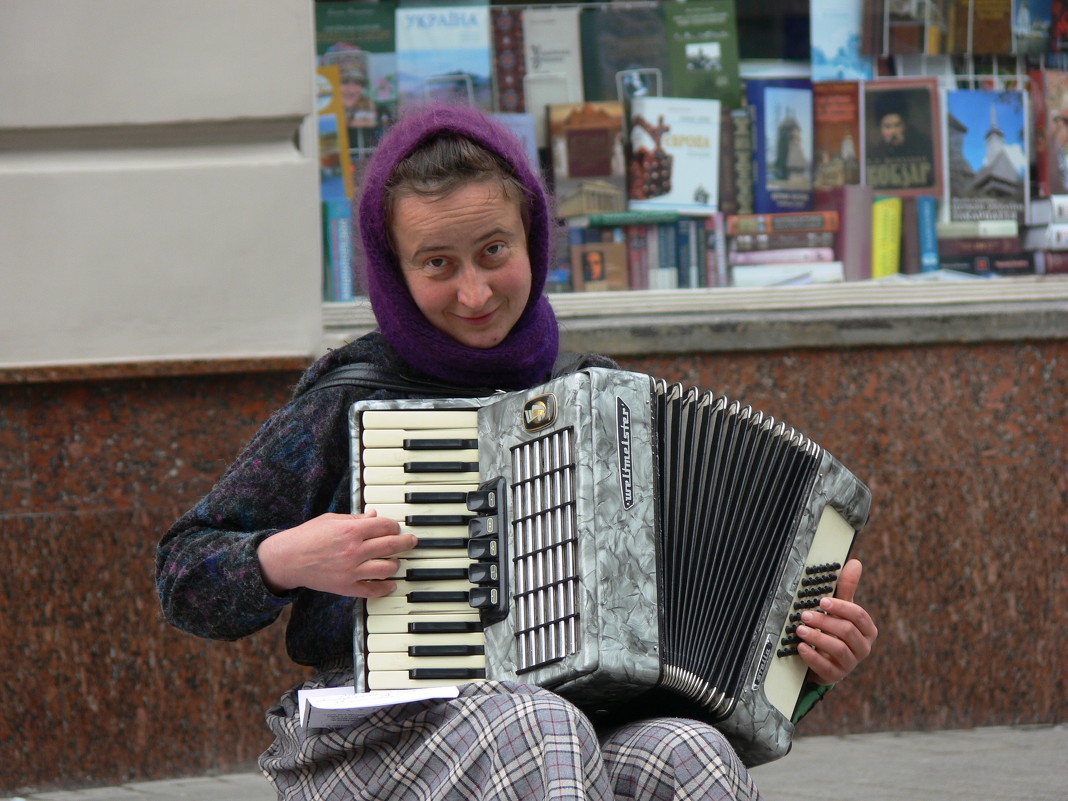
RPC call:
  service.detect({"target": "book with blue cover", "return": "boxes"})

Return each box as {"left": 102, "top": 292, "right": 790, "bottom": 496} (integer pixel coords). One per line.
{"left": 396, "top": 6, "right": 493, "bottom": 111}
{"left": 747, "top": 78, "right": 814, "bottom": 214}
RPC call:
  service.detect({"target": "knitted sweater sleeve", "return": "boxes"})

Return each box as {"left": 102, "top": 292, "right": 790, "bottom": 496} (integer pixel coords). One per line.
{"left": 155, "top": 384, "right": 354, "bottom": 641}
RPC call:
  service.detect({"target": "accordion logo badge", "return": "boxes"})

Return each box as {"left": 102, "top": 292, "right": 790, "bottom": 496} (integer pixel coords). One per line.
{"left": 617, "top": 397, "right": 634, "bottom": 509}
{"left": 522, "top": 393, "right": 557, "bottom": 431}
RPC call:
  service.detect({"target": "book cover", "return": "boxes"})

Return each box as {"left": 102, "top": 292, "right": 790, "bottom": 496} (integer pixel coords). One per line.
{"left": 703, "top": 213, "right": 729, "bottom": 287}
{"left": 938, "top": 234, "right": 1022, "bottom": 254}
{"left": 944, "top": 89, "right": 1029, "bottom": 222}
{"left": 395, "top": 6, "right": 493, "bottom": 111}
{"left": 748, "top": 78, "right": 815, "bottom": 213}
{"left": 316, "top": 1, "right": 398, "bottom": 151}
{"left": 729, "top": 247, "right": 836, "bottom": 265}
{"left": 549, "top": 101, "right": 628, "bottom": 218}
{"left": 863, "top": 77, "right": 943, "bottom": 197}
{"left": 1039, "top": 70, "right": 1068, "bottom": 195}
{"left": 315, "top": 66, "right": 355, "bottom": 203}
{"left": 625, "top": 224, "right": 652, "bottom": 290}
{"left": 664, "top": 1, "right": 741, "bottom": 108}
{"left": 886, "top": 0, "right": 949, "bottom": 54}
{"left": 717, "top": 106, "right": 739, "bottom": 216}
{"left": 810, "top": 0, "right": 876, "bottom": 80}
{"left": 490, "top": 8, "right": 525, "bottom": 113}
{"left": 813, "top": 80, "right": 863, "bottom": 209}
{"left": 937, "top": 218, "right": 1020, "bottom": 236}
{"left": 1053, "top": 0, "right": 1068, "bottom": 52}
{"left": 1029, "top": 69, "right": 1050, "bottom": 197}
{"left": 726, "top": 210, "right": 840, "bottom": 235}
{"left": 1013, "top": 0, "right": 1052, "bottom": 54}
{"left": 627, "top": 96, "right": 721, "bottom": 215}
{"left": 579, "top": 5, "right": 670, "bottom": 102}
{"left": 947, "top": 0, "right": 1013, "bottom": 53}
{"left": 523, "top": 6, "right": 584, "bottom": 146}
{"left": 322, "top": 199, "right": 354, "bottom": 302}
{"left": 900, "top": 197, "right": 921, "bottom": 273}
{"left": 491, "top": 112, "right": 539, "bottom": 171}
{"left": 568, "top": 209, "right": 682, "bottom": 228}
{"left": 871, "top": 194, "right": 904, "bottom": 277}
{"left": 570, "top": 241, "right": 630, "bottom": 291}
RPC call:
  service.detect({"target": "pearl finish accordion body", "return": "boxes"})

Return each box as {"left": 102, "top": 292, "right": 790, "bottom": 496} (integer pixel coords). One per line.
{"left": 348, "top": 368, "right": 871, "bottom": 766}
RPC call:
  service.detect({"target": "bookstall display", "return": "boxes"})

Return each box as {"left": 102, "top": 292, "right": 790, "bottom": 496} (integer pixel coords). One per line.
{"left": 314, "top": 0, "right": 1068, "bottom": 300}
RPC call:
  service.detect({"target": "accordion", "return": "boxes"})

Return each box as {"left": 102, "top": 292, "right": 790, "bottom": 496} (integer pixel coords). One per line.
{"left": 348, "top": 368, "right": 871, "bottom": 766}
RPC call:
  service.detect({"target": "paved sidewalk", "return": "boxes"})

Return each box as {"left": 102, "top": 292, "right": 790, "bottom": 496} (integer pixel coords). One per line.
{"left": 5, "top": 724, "right": 1066, "bottom": 800}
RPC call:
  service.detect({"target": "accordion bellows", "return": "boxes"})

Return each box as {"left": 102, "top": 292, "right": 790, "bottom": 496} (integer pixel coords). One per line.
{"left": 350, "top": 368, "right": 871, "bottom": 766}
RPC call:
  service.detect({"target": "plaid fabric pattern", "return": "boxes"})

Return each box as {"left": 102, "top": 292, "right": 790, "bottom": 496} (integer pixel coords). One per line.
{"left": 260, "top": 671, "right": 762, "bottom": 801}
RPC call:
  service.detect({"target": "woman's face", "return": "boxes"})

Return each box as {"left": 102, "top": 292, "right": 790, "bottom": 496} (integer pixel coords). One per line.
{"left": 391, "top": 180, "right": 532, "bottom": 349}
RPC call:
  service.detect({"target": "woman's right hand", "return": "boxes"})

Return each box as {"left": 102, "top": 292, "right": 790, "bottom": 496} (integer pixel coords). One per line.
{"left": 257, "top": 510, "right": 417, "bottom": 598}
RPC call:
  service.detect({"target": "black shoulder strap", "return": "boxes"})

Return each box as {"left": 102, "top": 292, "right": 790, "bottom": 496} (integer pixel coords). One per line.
{"left": 303, "top": 351, "right": 589, "bottom": 398}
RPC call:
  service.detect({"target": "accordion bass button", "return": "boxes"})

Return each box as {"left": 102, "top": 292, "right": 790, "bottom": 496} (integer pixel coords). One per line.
{"left": 466, "top": 489, "right": 497, "bottom": 512}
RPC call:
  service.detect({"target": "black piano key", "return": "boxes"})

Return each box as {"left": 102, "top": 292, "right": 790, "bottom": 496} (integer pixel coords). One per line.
{"left": 407, "top": 590, "right": 470, "bottom": 603}
{"left": 410, "top": 668, "right": 486, "bottom": 681}
{"left": 414, "top": 538, "right": 468, "bottom": 549}
{"left": 403, "top": 438, "right": 479, "bottom": 450}
{"left": 406, "top": 514, "right": 473, "bottom": 526}
{"left": 405, "top": 491, "right": 469, "bottom": 504}
{"left": 404, "top": 461, "right": 479, "bottom": 473}
{"left": 408, "top": 620, "right": 484, "bottom": 634}
{"left": 408, "top": 644, "right": 485, "bottom": 657}
{"left": 405, "top": 567, "right": 468, "bottom": 581}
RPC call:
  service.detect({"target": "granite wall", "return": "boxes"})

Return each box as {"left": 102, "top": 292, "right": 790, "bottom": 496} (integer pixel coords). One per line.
{"left": 1, "top": 339, "right": 1064, "bottom": 794}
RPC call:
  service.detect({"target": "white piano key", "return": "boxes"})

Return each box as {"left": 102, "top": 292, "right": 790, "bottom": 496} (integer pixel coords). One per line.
{"left": 362, "top": 483, "right": 475, "bottom": 504}
{"left": 361, "top": 410, "right": 479, "bottom": 429}
{"left": 366, "top": 611, "right": 481, "bottom": 634}
{"left": 363, "top": 466, "right": 480, "bottom": 485}
{"left": 368, "top": 653, "right": 486, "bottom": 671}
{"left": 367, "top": 579, "right": 474, "bottom": 615}
{"left": 362, "top": 448, "right": 480, "bottom": 467}
{"left": 366, "top": 502, "right": 472, "bottom": 520}
{"left": 367, "top": 632, "right": 484, "bottom": 652}
{"left": 361, "top": 427, "right": 477, "bottom": 448}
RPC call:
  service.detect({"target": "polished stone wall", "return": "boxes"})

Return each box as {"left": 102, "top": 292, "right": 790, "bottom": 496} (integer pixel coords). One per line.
{"left": 1, "top": 340, "right": 1064, "bottom": 794}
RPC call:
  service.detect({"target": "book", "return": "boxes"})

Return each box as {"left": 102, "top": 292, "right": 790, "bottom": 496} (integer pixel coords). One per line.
{"left": 1036, "top": 70, "right": 1068, "bottom": 196}
{"left": 1053, "top": 0, "right": 1068, "bottom": 52}
{"left": 726, "top": 210, "right": 840, "bottom": 235}
{"left": 900, "top": 197, "right": 921, "bottom": 273}
{"left": 729, "top": 109, "right": 756, "bottom": 215}
{"left": 1013, "top": 0, "right": 1052, "bottom": 54}
{"left": 663, "top": 1, "right": 741, "bottom": 108}
{"left": 917, "top": 195, "right": 940, "bottom": 271}
{"left": 322, "top": 199, "right": 354, "bottom": 302}
{"left": 729, "top": 230, "right": 837, "bottom": 251}
{"left": 491, "top": 112, "right": 539, "bottom": 171}
{"left": 579, "top": 4, "right": 670, "bottom": 102}
{"left": 1038, "top": 250, "right": 1068, "bottom": 272}
{"left": 703, "top": 213, "right": 729, "bottom": 287}
{"left": 938, "top": 235, "right": 1023, "bottom": 255}
{"left": 946, "top": 0, "right": 1013, "bottom": 53}
{"left": 570, "top": 241, "right": 630, "bottom": 291}
{"left": 810, "top": 0, "right": 876, "bottom": 80}
{"left": 316, "top": 0, "right": 398, "bottom": 154}
{"left": 625, "top": 224, "right": 652, "bottom": 290}
{"left": 626, "top": 95, "right": 721, "bottom": 216}
{"left": 885, "top": 0, "right": 948, "bottom": 54}
{"left": 490, "top": 8, "right": 526, "bottom": 113}
{"left": 395, "top": 6, "right": 493, "bottom": 111}
{"left": 522, "top": 7, "right": 585, "bottom": 147}
{"left": 812, "top": 80, "right": 863, "bottom": 209}
{"left": 549, "top": 101, "right": 628, "bottom": 218}
{"left": 315, "top": 66, "right": 356, "bottom": 204}
{"left": 936, "top": 218, "right": 1020, "bottom": 237}
{"left": 747, "top": 78, "right": 815, "bottom": 213}
{"left": 944, "top": 89, "right": 1029, "bottom": 223}
{"left": 830, "top": 183, "right": 875, "bottom": 280}
{"left": 863, "top": 77, "right": 943, "bottom": 197}
{"left": 717, "top": 106, "right": 739, "bottom": 217}
{"left": 871, "top": 194, "right": 903, "bottom": 277}
{"left": 299, "top": 686, "right": 461, "bottom": 729}
{"left": 730, "top": 261, "right": 845, "bottom": 287}
{"left": 728, "top": 247, "right": 836, "bottom": 265}
{"left": 567, "top": 209, "right": 682, "bottom": 228}
{"left": 938, "top": 251, "right": 1036, "bottom": 274}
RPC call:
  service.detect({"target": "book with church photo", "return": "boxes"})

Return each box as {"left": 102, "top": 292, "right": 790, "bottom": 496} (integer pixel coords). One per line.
{"left": 747, "top": 78, "right": 815, "bottom": 214}
{"left": 944, "top": 88, "right": 1030, "bottom": 223}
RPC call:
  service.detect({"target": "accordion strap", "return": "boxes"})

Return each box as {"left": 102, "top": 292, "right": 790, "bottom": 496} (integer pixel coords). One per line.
{"left": 303, "top": 351, "right": 588, "bottom": 399}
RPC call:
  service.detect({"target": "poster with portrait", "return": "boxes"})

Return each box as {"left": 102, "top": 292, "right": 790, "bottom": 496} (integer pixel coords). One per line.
{"left": 863, "top": 77, "right": 943, "bottom": 197}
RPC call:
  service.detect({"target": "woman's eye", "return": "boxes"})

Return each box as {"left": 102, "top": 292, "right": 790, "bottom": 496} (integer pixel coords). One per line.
{"left": 484, "top": 242, "right": 507, "bottom": 258}
{"left": 425, "top": 257, "right": 450, "bottom": 270}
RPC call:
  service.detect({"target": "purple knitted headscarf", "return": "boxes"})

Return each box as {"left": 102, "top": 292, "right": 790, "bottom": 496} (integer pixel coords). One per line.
{"left": 358, "top": 104, "right": 559, "bottom": 390}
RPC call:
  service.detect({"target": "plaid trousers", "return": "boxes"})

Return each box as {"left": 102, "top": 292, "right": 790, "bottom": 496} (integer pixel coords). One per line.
{"left": 260, "top": 671, "right": 763, "bottom": 801}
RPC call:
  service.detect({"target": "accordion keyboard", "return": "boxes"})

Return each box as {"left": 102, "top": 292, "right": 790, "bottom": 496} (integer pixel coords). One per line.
{"left": 358, "top": 409, "right": 491, "bottom": 690}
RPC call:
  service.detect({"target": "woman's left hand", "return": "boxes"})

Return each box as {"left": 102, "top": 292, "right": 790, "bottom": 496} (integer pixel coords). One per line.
{"left": 795, "top": 558, "right": 878, "bottom": 685}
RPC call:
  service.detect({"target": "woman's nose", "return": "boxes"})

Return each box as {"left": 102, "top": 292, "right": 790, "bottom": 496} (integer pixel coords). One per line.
{"left": 455, "top": 265, "right": 492, "bottom": 308}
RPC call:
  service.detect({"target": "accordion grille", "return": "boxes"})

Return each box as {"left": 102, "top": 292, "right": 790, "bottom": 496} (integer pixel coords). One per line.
{"left": 510, "top": 427, "right": 580, "bottom": 673}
